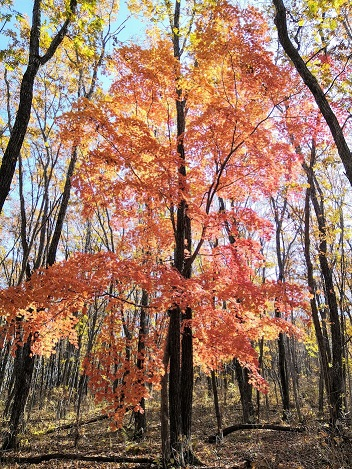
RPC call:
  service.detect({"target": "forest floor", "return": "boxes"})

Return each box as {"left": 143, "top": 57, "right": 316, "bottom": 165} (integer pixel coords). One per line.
{"left": 1, "top": 388, "right": 352, "bottom": 469}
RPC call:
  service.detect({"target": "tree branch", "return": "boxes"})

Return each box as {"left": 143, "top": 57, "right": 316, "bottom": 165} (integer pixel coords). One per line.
{"left": 208, "top": 423, "right": 305, "bottom": 442}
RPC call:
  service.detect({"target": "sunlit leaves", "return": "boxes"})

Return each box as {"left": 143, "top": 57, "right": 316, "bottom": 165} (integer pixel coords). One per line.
{"left": 0, "top": 0, "right": 309, "bottom": 427}
{"left": 305, "top": 0, "right": 348, "bottom": 17}
{"left": 58, "top": 1, "right": 306, "bottom": 401}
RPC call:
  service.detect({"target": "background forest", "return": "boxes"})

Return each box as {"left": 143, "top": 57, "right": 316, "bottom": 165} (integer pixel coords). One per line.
{"left": 0, "top": 0, "right": 352, "bottom": 468}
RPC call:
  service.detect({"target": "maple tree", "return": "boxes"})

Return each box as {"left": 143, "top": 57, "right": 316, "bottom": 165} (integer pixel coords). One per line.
{"left": 38, "top": 0, "right": 305, "bottom": 463}
{"left": 2, "top": 0, "right": 352, "bottom": 466}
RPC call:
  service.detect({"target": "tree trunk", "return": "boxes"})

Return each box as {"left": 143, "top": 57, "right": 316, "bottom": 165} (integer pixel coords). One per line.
{"left": 256, "top": 337, "right": 265, "bottom": 421}
{"left": 165, "top": 1, "right": 194, "bottom": 464}
{"left": 134, "top": 289, "right": 149, "bottom": 439}
{"left": 287, "top": 337, "right": 302, "bottom": 422}
{"left": 168, "top": 305, "right": 183, "bottom": 465}
{"left": 277, "top": 328, "right": 290, "bottom": 420}
{"left": 2, "top": 163, "right": 36, "bottom": 449}
{"left": 161, "top": 330, "right": 170, "bottom": 466}
{"left": 2, "top": 335, "right": 34, "bottom": 450}
{"left": 303, "top": 174, "right": 332, "bottom": 417}
{"left": 210, "top": 370, "right": 223, "bottom": 439}
{"left": 181, "top": 306, "right": 193, "bottom": 444}
{"left": 318, "top": 367, "right": 324, "bottom": 415}
{"left": 234, "top": 359, "right": 255, "bottom": 424}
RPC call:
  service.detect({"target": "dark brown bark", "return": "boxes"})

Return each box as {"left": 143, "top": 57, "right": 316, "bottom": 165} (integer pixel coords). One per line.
{"left": 18, "top": 154, "right": 31, "bottom": 282}
{"left": 273, "top": 0, "right": 352, "bottom": 187}
{"left": 181, "top": 306, "right": 193, "bottom": 441}
{"left": 168, "top": 305, "right": 183, "bottom": 463}
{"left": 165, "top": 1, "right": 194, "bottom": 464}
{"left": 256, "top": 336, "right": 265, "bottom": 420}
{"left": 0, "top": 339, "right": 11, "bottom": 392}
{"left": 134, "top": 289, "right": 149, "bottom": 439}
{"left": 161, "top": 328, "right": 170, "bottom": 465}
{"left": 277, "top": 327, "right": 290, "bottom": 419}
{"left": 0, "top": 0, "right": 77, "bottom": 214}
{"left": 318, "top": 370, "right": 325, "bottom": 414}
{"left": 234, "top": 359, "right": 255, "bottom": 424}
{"left": 2, "top": 336, "right": 34, "bottom": 450}
{"left": 210, "top": 370, "right": 223, "bottom": 439}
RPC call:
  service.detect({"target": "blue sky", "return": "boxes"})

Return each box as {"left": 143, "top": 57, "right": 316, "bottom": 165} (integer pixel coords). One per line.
{"left": 117, "top": 1, "right": 146, "bottom": 42}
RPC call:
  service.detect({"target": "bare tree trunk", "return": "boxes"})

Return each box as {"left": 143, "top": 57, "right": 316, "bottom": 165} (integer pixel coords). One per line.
{"left": 234, "top": 359, "right": 255, "bottom": 423}
{"left": 2, "top": 162, "right": 35, "bottom": 449}
{"left": 277, "top": 327, "right": 290, "bottom": 420}
{"left": 134, "top": 289, "right": 149, "bottom": 439}
{"left": 287, "top": 337, "right": 302, "bottom": 422}
{"left": 181, "top": 306, "right": 193, "bottom": 450}
{"left": 211, "top": 370, "right": 223, "bottom": 439}
{"left": 256, "top": 337, "right": 265, "bottom": 421}
{"left": 2, "top": 335, "right": 34, "bottom": 450}
{"left": 161, "top": 329, "right": 170, "bottom": 467}
{"left": 318, "top": 367, "right": 324, "bottom": 415}
{"left": 168, "top": 305, "right": 183, "bottom": 465}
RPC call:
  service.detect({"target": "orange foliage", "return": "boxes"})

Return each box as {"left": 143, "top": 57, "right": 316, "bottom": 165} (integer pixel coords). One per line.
{"left": 0, "top": 1, "right": 309, "bottom": 424}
